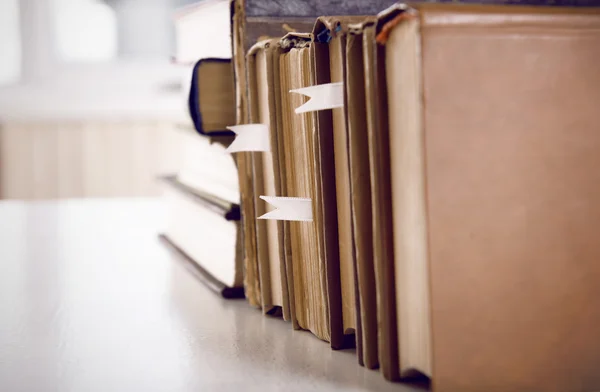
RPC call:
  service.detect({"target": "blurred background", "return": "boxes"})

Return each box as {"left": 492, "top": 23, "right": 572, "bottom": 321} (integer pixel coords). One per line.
{"left": 0, "top": 0, "right": 198, "bottom": 200}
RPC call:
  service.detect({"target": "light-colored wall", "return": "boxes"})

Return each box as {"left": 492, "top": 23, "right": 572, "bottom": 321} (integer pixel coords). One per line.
{"left": 0, "top": 59, "right": 189, "bottom": 200}
{"left": 0, "top": 121, "right": 182, "bottom": 200}
{"left": 0, "top": 0, "right": 194, "bottom": 200}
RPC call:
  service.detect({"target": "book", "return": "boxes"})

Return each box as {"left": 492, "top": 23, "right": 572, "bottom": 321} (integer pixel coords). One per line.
{"left": 161, "top": 175, "right": 243, "bottom": 297}
{"left": 345, "top": 18, "right": 380, "bottom": 370}
{"left": 246, "top": 39, "right": 290, "bottom": 318}
{"left": 273, "top": 32, "right": 331, "bottom": 341}
{"left": 312, "top": 16, "right": 366, "bottom": 352}
{"left": 378, "top": 3, "right": 600, "bottom": 391}
{"left": 175, "top": 127, "right": 239, "bottom": 205}
{"left": 173, "top": 0, "right": 232, "bottom": 64}
{"left": 188, "top": 58, "right": 236, "bottom": 135}
{"left": 160, "top": 234, "right": 244, "bottom": 299}
{"left": 360, "top": 16, "right": 400, "bottom": 382}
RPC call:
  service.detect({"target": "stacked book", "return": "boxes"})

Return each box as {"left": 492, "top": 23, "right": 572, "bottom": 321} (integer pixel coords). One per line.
{"left": 161, "top": 1, "right": 243, "bottom": 298}
{"left": 165, "top": 1, "right": 600, "bottom": 391}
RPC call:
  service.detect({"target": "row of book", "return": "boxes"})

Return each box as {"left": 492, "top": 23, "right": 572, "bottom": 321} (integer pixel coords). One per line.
{"left": 162, "top": 1, "right": 600, "bottom": 391}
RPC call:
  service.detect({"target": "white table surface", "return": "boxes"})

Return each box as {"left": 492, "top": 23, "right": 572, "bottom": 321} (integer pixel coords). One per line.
{"left": 0, "top": 198, "right": 425, "bottom": 392}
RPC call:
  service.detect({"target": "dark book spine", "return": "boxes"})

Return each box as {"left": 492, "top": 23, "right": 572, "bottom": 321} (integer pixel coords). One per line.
{"left": 159, "top": 235, "right": 245, "bottom": 299}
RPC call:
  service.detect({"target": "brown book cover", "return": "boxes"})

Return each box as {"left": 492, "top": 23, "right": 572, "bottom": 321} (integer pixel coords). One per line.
{"left": 311, "top": 16, "right": 366, "bottom": 352}
{"left": 362, "top": 15, "right": 402, "bottom": 382}
{"left": 310, "top": 19, "right": 346, "bottom": 351}
{"left": 345, "top": 20, "right": 380, "bottom": 370}
{"left": 380, "top": 3, "right": 600, "bottom": 391}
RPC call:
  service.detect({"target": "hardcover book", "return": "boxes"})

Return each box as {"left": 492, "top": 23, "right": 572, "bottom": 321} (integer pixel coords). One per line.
{"left": 378, "top": 3, "right": 600, "bottom": 391}
{"left": 160, "top": 175, "right": 243, "bottom": 298}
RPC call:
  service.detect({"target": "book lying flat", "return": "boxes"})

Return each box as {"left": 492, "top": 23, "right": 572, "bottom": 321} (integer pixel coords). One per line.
{"left": 173, "top": 0, "right": 232, "bottom": 63}
{"left": 188, "top": 58, "right": 236, "bottom": 136}
{"left": 160, "top": 175, "right": 243, "bottom": 298}
{"left": 160, "top": 234, "right": 244, "bottom": 299}
{"left": 176, "top": 127, "right": 239, "bottom": 205}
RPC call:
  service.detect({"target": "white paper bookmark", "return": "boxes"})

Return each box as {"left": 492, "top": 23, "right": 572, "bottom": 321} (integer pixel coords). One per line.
{"left": 290, "top": 82, "right": 344, "bottom": 114}
{"left": 225, "top": 124, "right": 270, "bottom": 153}
{"left": 258, "top": 196, "right": 313, "bottom": 222}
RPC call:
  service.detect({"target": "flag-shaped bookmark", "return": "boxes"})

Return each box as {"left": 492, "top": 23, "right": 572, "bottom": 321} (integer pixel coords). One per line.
{"left": 258, "top": 196, "right": 313, "bottom": 222}
{"left": 290, "top": 82, "right": 344, "bottom": 114}
{"left": 225, "top": 124, "right": 270, "bottom": 153}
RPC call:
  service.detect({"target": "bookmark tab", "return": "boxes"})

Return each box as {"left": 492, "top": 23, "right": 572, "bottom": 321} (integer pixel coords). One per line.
{"left": 225, "top": 124, "right": 270, "bottom": 153}
{"left": 258, "top": 196, "right": 313, "bottom": 222}
{"left": 290, "top": 82, "right": 344, "bottom": 114}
